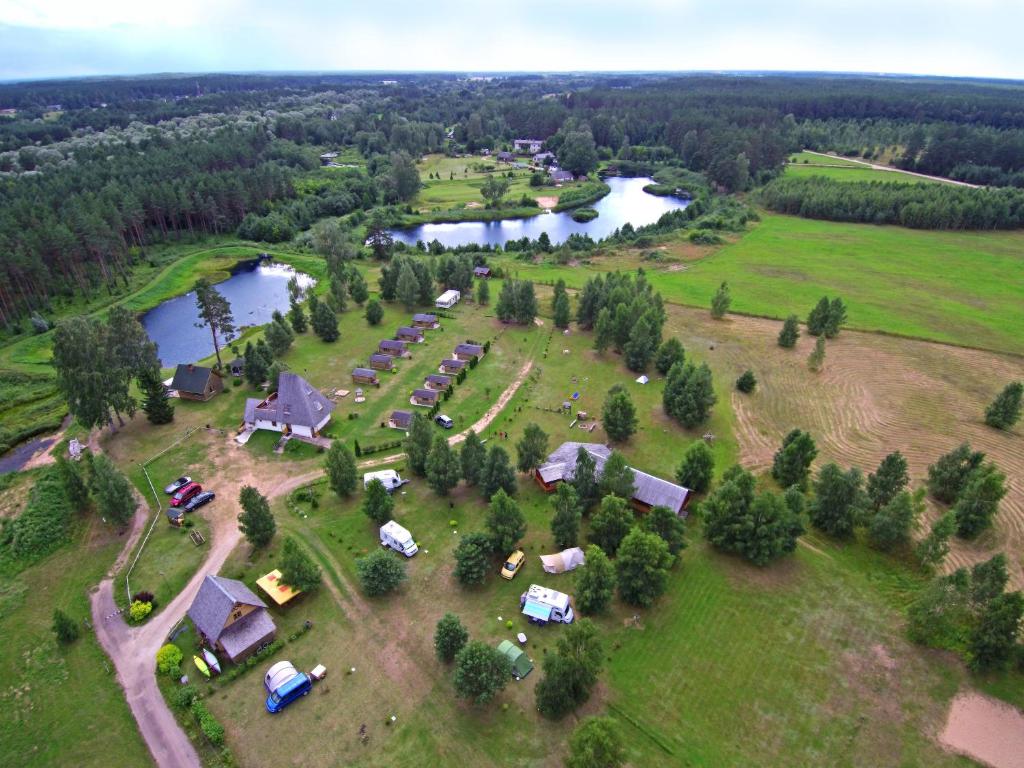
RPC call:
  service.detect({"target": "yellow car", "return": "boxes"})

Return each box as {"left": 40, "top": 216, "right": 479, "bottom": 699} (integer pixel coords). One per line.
{"left": 500, "top": 550, "right": 525, "bottom": 581}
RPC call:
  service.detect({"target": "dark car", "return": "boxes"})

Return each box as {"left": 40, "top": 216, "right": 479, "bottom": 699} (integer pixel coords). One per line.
{"left": 170, "top": 482, "right": 202, "bottom": 507}
{"left": 184, "top": 491, "right": 215, "bottom": 512}
{"left": 164, "top": 475, "right": 192, "bottom": 494}
{"left": 434, "top": 414, "right": 454, "bottom": 429}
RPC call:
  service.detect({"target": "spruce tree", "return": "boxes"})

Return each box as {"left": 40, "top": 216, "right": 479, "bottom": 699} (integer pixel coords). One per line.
{"left": 476, "top": 278, "right": 490, "bottom": 306}
{"left": 952, "top": 463, "right": 1006, "bottom": 538}
{"left": 515, "top": 423, "right": 549, "bottom": 473}
{"left": 915, "top": 511, "right": 956, "bottom": 572}
{"left": 265, "top": 311, "right": 294, "bottom": 356}
{"left": 867, "top": 451, "right": 909, "bottom": 510}
{"left": 808, "top": 463, "right": 865, "bottom": 539}
{"left": 984, "top": 381, "right": 1023, "bottom": 430}
{"left": 641, "top": 505, "right": 688, "bottom": 556}
{"left": 601, "top": 386, "right": 637, "bottom": 443}
{"left": 655, "top": 337, "right": 685, "bottom": 375}
{"left": 244, "top": 341, "right": 269, "bottom": 388}
{"left": 311, "top": 300, "right": 339, "bottom": 342}
{"left": 550, "top": 483, "right": 582, "bottom": 549}
{"left": 623, "top": 314, "right": 657, "bottom": 371}
{"left": 348, "top": 270, "right": 369, "bottom": 305}
{"left": 663, "top": 361, "right": 717, "bottom": 428}
{"left": 927, "top": 443, "right": 985, "bottom": 503}
{"left": 325, "top": 441, "right": 358, "bottom": 497}
{"left": 365, "top": 299, "right": 384, "bottom": 326}
{"left": 710, "top": 281, "right": 731, "bottom": 319}
{"left": 778, "top": 315, "right": 800, "bottom": 348}
{"left": 426, "top": 433, "right": 461, "bottom": 496}
{"left": 139, "top": 365, "right": 174, "bottom": 424}
{"left": 867, "top": 489, "right": 922, "bottom": 552}
{"left": 238, "top": 485, "right": 276, "bottom": 548}
{"left": 575, "top": 545, "right": 616, "bottom": 614}
{"left": 968, "top": 592, "right": 1024, "bottom": 672}
{"left": 52, "top": 608, "right": 80, "bottom": 644}
{"left": 589, "top": 495, "right": 634, "bottom": 555}
{"left": 806, "top": 296, "right": 831, "bottom": 336}
{"left": 434, "top": 613, "right": 469, "bottom": 663}
{"left": 553, "top": 291, "right": 571, "bottom": 329}
{"left": 616, "top": 528, "right": 673, "bottom": 607}
{"left": 599, "top": 451, "right": 636, "bottom": 500}
{"left": 571, "top": 446, "right": 600, "bottom": 510}
{"left": 362, "top": 479, "right": 394, "bottom": 525}
{"left": 453, "top": 532, "right": 492, "bottom": 586}
{"left": 460, "top": 430, "right": 486, "bottom": 486}
{"left": 396, "top": 262, "right": 419, "bottom": 310}
{"left": 735, "top": 370, "right": 756, "bottom": 393}
{"left": 481, "top": 445, "right": 517, "bottom": 500}
{"left": 807, "top": 335, "right": 826, "bottom": 372}
{"left": 56, "top": 454, "right": 90, "bottom": 510}
{"left": 91, "top": 454, "right": 135, "bottom": 527}
{"left": 824, "top": 297, "right": 847, "bottom": 338}
{"left": 675, "top": 440, "right": 714, "bottom": 493}
{"left": 288, "top": 299, "right": 307, "bottom": 333}
{"left": 485, "top": 489, "right": 526, "bottom": 553}
{"left": 404, "top": 413, "right": 434, "bottom": 476}
{"left": 771, "top": 429, "right": 818, "bottom": 490}
{"left": 279, "top": 536, "right": 321, "bottom": 592}
{"left": 593, "top": 307, "right": 613, "bottom": 354}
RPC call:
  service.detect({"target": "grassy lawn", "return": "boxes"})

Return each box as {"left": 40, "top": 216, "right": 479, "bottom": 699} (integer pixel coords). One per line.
{"left": 0, "top": 512, "right": 150, "bottom": 768}
{"left": 490, "top": 215, "right": 1024, "bottom": 355}
{"left": 787, "top": 151, "right": 866, "bottom": 167}
{"left": 784, "top": 163, "right": 937, "bottom": 184}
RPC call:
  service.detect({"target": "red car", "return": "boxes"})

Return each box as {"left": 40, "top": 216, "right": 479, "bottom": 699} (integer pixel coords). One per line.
{"left": 170, "top": 482, "right": 202, "bottom": 507}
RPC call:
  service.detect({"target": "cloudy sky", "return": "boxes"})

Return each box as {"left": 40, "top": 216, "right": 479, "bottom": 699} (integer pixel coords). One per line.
{"left": 1, "top": 0, "right": 1022, "bottom": 81}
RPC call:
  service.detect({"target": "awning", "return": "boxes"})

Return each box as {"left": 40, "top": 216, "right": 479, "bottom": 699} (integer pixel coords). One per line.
{"left": 256, "top": 569, "right": 302, "bottom": 606}
{"left": 522, "top": 600, "right": 553, "bottom": 622}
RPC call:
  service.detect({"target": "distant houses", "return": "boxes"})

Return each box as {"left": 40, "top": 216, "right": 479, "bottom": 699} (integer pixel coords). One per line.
{"left": 473, "top": 265, "right": 491, "bottom": 278}
{"left": 378, "top": 339, "right": 410, "bottom": 358}
{"left": 243, "top": 372, "right": 334, "bottom": 438}
{"left": 319, "top": 152, "right": 339, "bottom": 166}
{"left": 550, "top": 169, "right": 574, "bottom": 184}
{"left": 533, "top": 151, "right": 555, "bottom": 166}
{"left": 170, "top": 364, "right": 223, "bottom": 402}
{"left": 535, "top": 441, "right": 692, "bottom": 517}
{"left": 496, "top": 151, "right": 514, "bottom": 163}
{"left": 514, "top": 139, "right": 543, "bottom": 154}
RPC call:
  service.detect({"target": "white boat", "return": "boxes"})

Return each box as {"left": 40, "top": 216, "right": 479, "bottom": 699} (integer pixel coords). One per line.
{"left": 202, "top": 647, "right": 221, "bottom": 675}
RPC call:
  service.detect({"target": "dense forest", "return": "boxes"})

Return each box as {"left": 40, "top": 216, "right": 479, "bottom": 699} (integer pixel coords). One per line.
{"left": 3, "top": 72, "right": 1024, "bottom": 325}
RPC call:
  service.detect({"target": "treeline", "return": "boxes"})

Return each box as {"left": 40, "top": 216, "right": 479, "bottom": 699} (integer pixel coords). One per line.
{"left": 758, "top": 176, "right": 1024, "bottom": 229}
{"left": 0, "top": 128, "right": 301, "bottom": 324}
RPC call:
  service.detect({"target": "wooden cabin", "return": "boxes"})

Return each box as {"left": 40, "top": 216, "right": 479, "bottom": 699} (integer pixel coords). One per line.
{"left": 424, "top": 373, "right": 452, "bottom": 391}
{"left": 440, "top": 358, "right": 467, "bottom": 374}
{"left": 453, "top": 343, "right": 483, "bottom": 361}
{"left": 411, "top": 388, "right": 440, "bottom": 407}
{"left": 378, "top": 339, "right": 410, "bottom": 358}
{"left": 388, "top": 410, "right": 414, "bottom": 430}
{"left": 369, "top": 353, "right": 395, "bottom": 371}
{"left": 412, "top": 313, "right": 440, "bottom": 329}
{"left": 396, "top": 326, "right": 425, "bottom": 343}
{"left": 352, "top": 367, "right": 380, "bottom": 387}
{"left": 170, "top": 364, "right": 223, "bottom": 402}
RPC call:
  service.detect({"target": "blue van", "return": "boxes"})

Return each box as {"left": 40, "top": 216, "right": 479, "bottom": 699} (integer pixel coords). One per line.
{"left": 265, "top": 672, "right": 312, "bottom": 713}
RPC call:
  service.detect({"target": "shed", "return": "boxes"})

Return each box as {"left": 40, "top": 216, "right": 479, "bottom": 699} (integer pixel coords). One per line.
{"left": 378, "top": 339, "right": 410, "bottom": 357}
{"left": 369, "top": 353, "right": 394, "bottom": 371}
{"left": 412, "top": 313, "right": 439, "bottom": 329}
{"left": 170, "top": 364, "right": 223, "bottom": 402}
{"left": 388, "top": 410, "right": 414, "bottom": 430}
{"left": 497, "top": 640, "right": 534, "bottom": 680}
{"left": 411, "top": 388, "right": 440, "bottom": 406}
{"left": 453, "top": 343, "right": 483, "bottom": 361}
{"left": 352, "top": 367, "right": 380, "bottom": 386}
{"left": 166, "top": 508, "right": 184, "bottom": 527}
{"left": 424, "top": 373, "right": 452, "bottom": 391}
{"left": 396, "top": 326, "right": 425, "bottom": 343}
{"left": 229, "top": 357, "right": 245, "bottom": 377}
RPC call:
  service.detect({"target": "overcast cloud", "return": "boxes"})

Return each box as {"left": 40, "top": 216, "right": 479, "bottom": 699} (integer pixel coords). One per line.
{"left": 1, "top": 0, "right": 1022, "bottom": 81}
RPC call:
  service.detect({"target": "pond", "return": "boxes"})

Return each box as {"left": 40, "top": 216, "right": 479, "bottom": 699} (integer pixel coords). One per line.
{"left": 142, "top": 260, "right": 315, "bottom": 367}
{"left": 389, "top": 176, "right": 689, "bottom": 249}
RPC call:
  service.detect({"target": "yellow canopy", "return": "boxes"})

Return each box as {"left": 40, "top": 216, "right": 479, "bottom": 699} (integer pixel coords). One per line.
{"left": 256, "top": 569, "right": 302, "bottom": 606}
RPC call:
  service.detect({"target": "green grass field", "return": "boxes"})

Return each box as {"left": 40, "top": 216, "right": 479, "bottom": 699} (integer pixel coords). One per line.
{"left": 0, "top": 511, "right": 150, "bottom": 768}
{"left": 784, "top": 163, "right": 936, "bottom": 184}
{"left": 490, "top": 215, "right": 1024, "bottom": 355}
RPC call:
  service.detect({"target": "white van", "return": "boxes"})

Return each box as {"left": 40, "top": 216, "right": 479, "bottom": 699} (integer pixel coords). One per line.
{"left": 380, "top": 520, "right": 418, "bottom": 557}
{"left": 364, "top": 470, "right": 405, "bottom": 493}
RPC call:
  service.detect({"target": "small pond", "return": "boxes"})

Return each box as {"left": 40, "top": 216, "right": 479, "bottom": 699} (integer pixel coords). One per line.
{"left": 389, "top": 176, "right": 689, "bottom": 249}
{"left": 142, "top": 260, "right": 315, "bottom": 367}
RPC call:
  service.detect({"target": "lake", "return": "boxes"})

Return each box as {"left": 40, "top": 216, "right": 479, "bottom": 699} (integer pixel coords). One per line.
{"left": 390, "top": 176, "right": 689, "bottom": 249}
{"left": 142, "top": 260, "right": 315, "bottom": 367}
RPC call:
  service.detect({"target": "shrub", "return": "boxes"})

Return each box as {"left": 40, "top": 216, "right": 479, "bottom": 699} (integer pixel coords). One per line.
{"left": 735, "top": 370, "right": 756, "bottom": 393}
{"left": 52, "top": 608, "right": 80, "bottom": 644}
{"left": 171, "top": 684, "right": 198, "bottom": 709}
{"left": 190, "top": 700, "right": 225, "bottom": 746}
{"left": 156, "top": 643, "right": 183, "bottom": 675}
{"left": 129, "top": 600, "right": 153, "bottom": 623}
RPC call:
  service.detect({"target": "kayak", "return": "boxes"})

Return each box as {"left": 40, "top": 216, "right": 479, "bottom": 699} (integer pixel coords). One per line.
{"left": 202, "top": 647, "right": 221, "bottom": 675}
{"left": 193, "top": 655, "right": 210, "bottom": 678}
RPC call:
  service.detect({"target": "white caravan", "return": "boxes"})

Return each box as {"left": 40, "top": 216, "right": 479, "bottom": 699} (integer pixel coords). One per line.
{"left": 380, "top": 520, "right": 418, "bottom": 557}
{"left": 363, "top": 469, "right": 406, "bottom": 493}
{"left": 520, "top": 583, "right": 575, "bottom": 625}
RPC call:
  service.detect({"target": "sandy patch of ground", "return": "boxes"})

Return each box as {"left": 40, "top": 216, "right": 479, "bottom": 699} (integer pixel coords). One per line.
{"left": 465, "top": 201, "right": 483, "bottom": 209}
{"left": 535, "top": 196, "right": 557, "bottom": 209}
{"left": 939, "top": 692, "right": 1024, "bottom": 768}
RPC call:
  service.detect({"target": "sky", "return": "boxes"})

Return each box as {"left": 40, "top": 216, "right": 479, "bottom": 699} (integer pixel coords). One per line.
{"left": 1, "top": 0, "right": 1023, "bottom": 82}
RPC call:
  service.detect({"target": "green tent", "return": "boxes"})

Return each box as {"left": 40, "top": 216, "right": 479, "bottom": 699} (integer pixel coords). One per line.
{"left": 497, "top": 640, "right": 534, "bottom": 680}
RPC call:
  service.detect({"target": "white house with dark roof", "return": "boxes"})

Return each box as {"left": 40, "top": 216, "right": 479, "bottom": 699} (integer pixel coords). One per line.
{"left": 514, "top": 139, "right": 543, "bottom": 154}
{"left": 187, "top": 575, "right": 277, "bottom": 663}
{"left": 243, "top": 372, "right": 334, "bottom": 438}
{"left": 535, "top": 441, "right": 692, "bottom": 516}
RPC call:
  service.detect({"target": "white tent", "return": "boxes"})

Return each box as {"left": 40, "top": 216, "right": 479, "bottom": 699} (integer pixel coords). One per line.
{"left": 635, "top": 375, "right": 649, "bottom": 384}
{"left": 540, "top": 547, "right": 586, "bottom": 574}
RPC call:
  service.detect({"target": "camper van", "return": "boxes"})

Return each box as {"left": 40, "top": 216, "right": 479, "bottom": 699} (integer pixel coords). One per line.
{"left": 520, "top": 583, "right": 575, "bottom": 625}
{"left": 265, "top": 671, "right": 312, "bottom": 713}
{"left": 380, "top": 520, "right": 418, "bottom": 557}
{"left": 363, "top": 469, "right": 406, "bottom": 493}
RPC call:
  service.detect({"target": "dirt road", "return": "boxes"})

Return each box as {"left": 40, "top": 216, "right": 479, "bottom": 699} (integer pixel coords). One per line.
{"left": 89, "top": 360, "right": 534, "bottom": 768}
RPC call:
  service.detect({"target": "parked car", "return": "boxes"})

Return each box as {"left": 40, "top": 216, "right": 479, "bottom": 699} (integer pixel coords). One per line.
{"left": 501, "top": 550, "right": 525, "bottom": 581}
{"left": 265, "top": 671, "right": 312, "bottom": 714}
{"left": 434, "top": 414, "right": 454, "bottom": 429}
{"left": 170, "top": 482, "right": 202, "bottom": 507}
{"left": 184, "top": 491, "right": 215, "bottom": 512}
{"left": 164, "top": 476, "right": 191, "bottom": 494}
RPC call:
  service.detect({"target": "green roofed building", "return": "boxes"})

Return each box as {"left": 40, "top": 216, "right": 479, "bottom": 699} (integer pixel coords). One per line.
{"left": 497, "top": 640, "right": 534, "bottom": 680}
